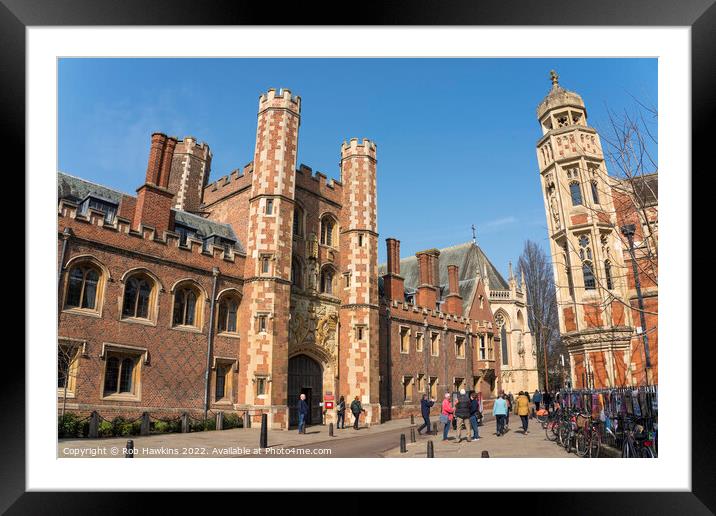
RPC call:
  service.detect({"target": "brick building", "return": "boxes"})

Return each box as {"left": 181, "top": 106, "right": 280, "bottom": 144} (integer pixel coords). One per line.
{"left": 57, "top": 87, "right": 533, "bottom": 430}
{"left": 535, "top": 72, "right": 658, "bottom": 388}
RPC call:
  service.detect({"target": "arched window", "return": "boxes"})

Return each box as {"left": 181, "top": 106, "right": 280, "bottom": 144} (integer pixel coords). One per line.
{"left": 320, "top": 215, "right": 336, "bottom": 247}
{"left": 65, "top": 264, "right": 100, "bottom": 310}
{"left": 320, "top": 267, "right": 335, "bottom": 295}
{"left": 591, "top": 181, "right": 600, "bottom": 204}
{"left": 293, "top": 206, "right": 304, "bottom": 237}
{"left": 291, "top": 258, "right": 303, "bottom": 288}
{"left": 582, "top": 262, "right": 596, "bottom": 290}
{"left": 604, "top": 260, "right": 614, "bottom": 290}
{"left": 172, "top": 285, "right": 199, "bottom": 327}
{"left": 217, "top": 293, "right": 240, "bottom": 334}
{"left": 122, "top": 274, "right": 154, "bottom": 319}
{"left": 570, "top": 181, "right": 583, "bottom": 206}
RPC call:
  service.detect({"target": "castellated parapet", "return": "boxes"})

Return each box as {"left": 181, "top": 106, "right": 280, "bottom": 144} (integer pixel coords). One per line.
{"left": 258, "top": 88, "right": 301, "bottom": 116}
{"left": 340, "top": 138, "right": 377, "bottom": 161}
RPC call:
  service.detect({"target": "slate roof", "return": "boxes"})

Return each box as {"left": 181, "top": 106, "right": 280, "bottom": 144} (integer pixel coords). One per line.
{"left": 378, "top": 241, "right": 510, "bottom": 313}
{"left": 57, "top": 172, "right": 244, "bottom": 252}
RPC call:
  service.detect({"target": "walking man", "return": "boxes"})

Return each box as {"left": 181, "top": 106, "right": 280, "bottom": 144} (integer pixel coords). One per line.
{"left": 493, "top": 393, "right": 508, "bottom": 436}
{"left": 298, "top": 393, "right": 309, "bottom": 434}
{"left": 469, "top": 392, "right": 481, "bottom": 440}
{"left": 417, "top": 394, "right": 435, "bottom": 435}
{"left": 350, "top": 396, "right": 364, "bottom": 430}
{"left": 455, "top": 389, "right": 473, "bottom": 443}
{"left": 516, "top": 391, "right": 530, "bottom": 435}
{"left": 533, "top": 389, "right": 542, "bottom": 412}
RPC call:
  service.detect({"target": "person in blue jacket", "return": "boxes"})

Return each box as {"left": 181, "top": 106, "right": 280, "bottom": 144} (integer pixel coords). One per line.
{"left": 417, "top": 394, "right": 435, "bottom": 435}
{"left": 492, "top": 393, "right": 509, "bottom": 436}
{"left": 298, "top": 393, "right": 309, "bottom": 434}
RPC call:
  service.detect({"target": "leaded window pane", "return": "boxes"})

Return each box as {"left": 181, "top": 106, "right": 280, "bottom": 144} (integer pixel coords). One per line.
{"left": 136, "top": 280, "right": 151, "bottom": 318}
{"left": 66, "top": 268, "right": 84, "bottom": 307}
{"left": 218, "top": 302, "right": 228, "bottom": 332}
{"left": 227, "top": 302, "right": 237, "bottom": 333}
{"left": 570, "top": 182, "right": 583, "bottom": 206}
{"left": 501, "top": 325, "right": 509, "bottom": 366}
{"left": 185, "top": 290, "right": 196, "bottom": 326}
{"left": 591, "top": 182, "right": 600, "bottom": 204}
{"left": 215, "top": 366, "right": 226, "bottom": 400}
{"left": 122, "top": 279, "right": 138, "bottom": 317}
{"left": 82, "top": 269, "right": 99, "bottom": 309}
{"left": 119, "top": 358, "right": 133, "bottom": 393}
{"left": 104, "top": 357, "right": 119, "bottom": 394}
{"left": 583, "top": 263, "right": 596, "bottom": 290}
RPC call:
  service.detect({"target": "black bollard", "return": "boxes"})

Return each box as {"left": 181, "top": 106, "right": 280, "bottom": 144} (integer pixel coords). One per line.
{"left": 481, "top": 450, "right": 490, "bottom": 458}
{"left": 140, "top": 412, "right": 150, "bottom": 436}
{"left": 125, "top": 440, "right": 134, "bottom": 458}
{"left": 216, "top": 411, "right": 224, "bottom": 431}
{"left": 88, "top": 411, "right": 99, "bottom": 438}
{"left": 411, "top": 414, "right": 415, "bottom": 425}
{"left": 260, "top": 413, "right": 268, "bottom": 449}
{"left": 329, "top": 423, "right": 334, "bottom": 437}
{"left": 245, "top": 411, "right": 251, "bottom": 429}
{"left": 410, "top": 428, "right": 416, "bottom": 443}
{"left": 400, "top": 433, "right": 407, "bottom": 453}
{"left": 427, "top": 440, "right": 434, "bottom": 458}
{"left": 432, "top": 422, "right": 438, "bottom": 435}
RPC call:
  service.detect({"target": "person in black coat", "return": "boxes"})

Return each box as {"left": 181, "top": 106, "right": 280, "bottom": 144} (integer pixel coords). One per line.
{"left": 298, "top": 394, "right": 309, "bottom": 434}
{"left": 336, "top": 396, "right": 346, "bottom": 429}
{"left": 417, "top": 394, "right": 435, "bottom": 435}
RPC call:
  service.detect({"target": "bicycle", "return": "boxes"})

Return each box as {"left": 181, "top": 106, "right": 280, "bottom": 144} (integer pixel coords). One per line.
{"left": 620, "top": 417, "right": 656, "bottom": 458}
{"left": 575, "top": 412, "right": 602, "bottom": 458}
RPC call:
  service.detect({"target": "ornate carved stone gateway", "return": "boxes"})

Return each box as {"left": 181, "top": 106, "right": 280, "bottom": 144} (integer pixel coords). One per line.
{"left": 288, "top": 295, "right": 339, "bottom": 369}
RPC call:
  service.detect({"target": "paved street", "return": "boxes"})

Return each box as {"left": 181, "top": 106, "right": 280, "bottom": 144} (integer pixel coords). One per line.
{"left": 58, "top": 415, "right": 617, "bottom": 458}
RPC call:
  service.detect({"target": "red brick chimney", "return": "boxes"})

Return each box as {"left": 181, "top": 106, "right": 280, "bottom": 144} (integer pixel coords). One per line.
{"left": 444, "top": 264, "right": 463, "bottom": 315}
{"left": 383, "top": 238, "right": 405, "bottom": 301}
{"left": 415, "top": 248, "right": 440, "bottom": 309}
{"left": 133, "top": 132, "right": 177, "bottom": 234}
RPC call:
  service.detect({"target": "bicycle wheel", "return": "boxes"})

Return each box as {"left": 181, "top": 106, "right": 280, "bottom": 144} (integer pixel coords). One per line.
{"left": 575, "top": 429, "right": 588, "bottom": 457}
{"left": 589, "top": 433, "right": 601, "bottom": 458}
{"left": 566, "top": 430, "right": 573, "bottom": 454}
{"left": 558, "top": 423, "right": 569, "bottom": 448}
{"left": 545, "top": 420, "right": 559, "bottom": 442}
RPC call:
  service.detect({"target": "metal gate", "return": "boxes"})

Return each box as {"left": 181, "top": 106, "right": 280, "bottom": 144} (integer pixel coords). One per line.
{"left": 288, "top": 354, "right": 323, "bottom": 428}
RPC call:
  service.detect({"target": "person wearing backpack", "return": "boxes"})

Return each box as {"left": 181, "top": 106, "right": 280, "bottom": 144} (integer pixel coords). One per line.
{"left": 454, "top": 389, "right": 473, "bottom": 443}
{"left": 336, "top": 396, "right": 346, "bottom": 429}
{"left": 350, "top": 396, "right": 364, "bottom": 430}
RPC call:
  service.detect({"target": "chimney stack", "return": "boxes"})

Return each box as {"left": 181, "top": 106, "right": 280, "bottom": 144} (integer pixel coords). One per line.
{"left": 383, "top": 238, "right": 405, "bottom": 301}
{"left": 444, "top": 264, "right": 463, "bottom": 315}
{"left": 415, "top": 248, "right": 440, "bottom": 309}
{"left": 133, "top": 132, "right": 177, "bottom": 234}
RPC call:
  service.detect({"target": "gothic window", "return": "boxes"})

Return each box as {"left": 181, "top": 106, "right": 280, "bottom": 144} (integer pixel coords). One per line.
{"left": 320, "top": 267, "right": 335, "bottom": 295}
{"left": 591, "top": 181, "right": 600, "bottom": 205}
{"left": 217, "top": 293, "right": 240, "bottom": 334}
{"left": 570, "top": 181, "right": 583, "bottom": 206}
{"left": 291, "top": 258, "right": 303, "bottom": 288}
{"left": 121, "top": 273, "right": 155, "bottom": 320}
{"left": 293, "top": 206, "right": 304, "bottom": 237}
{"left": 605, "top": 260, "right": 614, "bottom": 290}
{"left": 582, "top": 262, "right": 596, "bottom": 290}
{"left": 320, "top": 215, "right": 337, "bottom": 247}
{"left": 65, "top": 263, "right": 101, "bottom": 310}
{"left": 172, "top": 283, "right": 200, "bottom": 328}
{"left": 556, "top": 114, "right": 569, "bottom": 128}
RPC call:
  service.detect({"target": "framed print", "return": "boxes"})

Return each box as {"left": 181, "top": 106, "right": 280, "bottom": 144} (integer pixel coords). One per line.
{"left": 6, "top": 0, "right": 711, "bottom": 511}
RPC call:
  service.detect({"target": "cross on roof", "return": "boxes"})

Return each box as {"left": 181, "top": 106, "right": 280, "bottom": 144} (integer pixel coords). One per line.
{"left": 471, "top": 224, "right": 477, "bottom": 244}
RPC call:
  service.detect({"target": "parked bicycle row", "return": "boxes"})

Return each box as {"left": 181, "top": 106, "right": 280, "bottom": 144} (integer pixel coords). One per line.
{"left": 536, "top": 386, "right": 658, "bottom": 458}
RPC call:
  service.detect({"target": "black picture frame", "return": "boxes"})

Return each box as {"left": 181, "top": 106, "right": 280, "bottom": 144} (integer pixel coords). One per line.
{"left": 6, "top": 0, "right": 709, "bottom": 511}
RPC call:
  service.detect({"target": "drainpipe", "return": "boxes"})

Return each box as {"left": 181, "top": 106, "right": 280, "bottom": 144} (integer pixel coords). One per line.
{"left": 58, "top": 228, "right": 72, "bottom": 291}
{"left": 203, "top": 267, "right": 220, "bottom": 421}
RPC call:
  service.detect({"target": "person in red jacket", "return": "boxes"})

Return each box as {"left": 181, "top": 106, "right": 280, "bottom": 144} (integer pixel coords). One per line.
{"left": 440, "top": 393, "right": 454, "bottom": 442}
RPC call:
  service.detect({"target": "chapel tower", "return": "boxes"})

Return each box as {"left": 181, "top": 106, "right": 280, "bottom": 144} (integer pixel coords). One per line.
{"left": 535, "top": 71, "right": 634, "bottom": 389}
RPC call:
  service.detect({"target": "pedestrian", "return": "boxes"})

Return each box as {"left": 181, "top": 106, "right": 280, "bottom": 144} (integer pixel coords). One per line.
{"left": 440, "top": 393, "right": 454, "bottom": 442}
{"left": 417, "top": 394, "right": 435, "bottom": 435}
{"left": 493, "top": 393, "right": 508, "bottom": 436}
{"left": 454, "top": 389, "right": 473, "bottom": 443}
{"left": 505, "top": 392, "right": 513, "bottom": 430}
{"left": 298, "top": 393, "right": 309, "bottom": 434}
{"left": 336, "top": 396, "right": 346, "bottom": 429}
{"left": 543, "top": 390, "right": 552, "bottom": 413}
{"left": 469, "top": 392, "right": 481, "bottom": 440}
{"left": 516, "top": 391, "right": 530, "bottom": 435}
{"left": 533, "top": 389, "right": 542, "bottom": 412}
{"left": 350, "top": 396, "right": 363, "bottom": 429}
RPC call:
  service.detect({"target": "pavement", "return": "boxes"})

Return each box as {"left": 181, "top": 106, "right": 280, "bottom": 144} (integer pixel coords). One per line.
{"left": 57, "top": 417, "right": 416, "bottom": 458}
{"left": 384, "top": 414, "right": 582, "bottom": 458}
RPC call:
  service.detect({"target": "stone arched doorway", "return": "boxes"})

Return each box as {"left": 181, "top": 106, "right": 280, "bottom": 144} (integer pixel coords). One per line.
{"left": 288, "top": 354, "right": 323, "bottom": 428}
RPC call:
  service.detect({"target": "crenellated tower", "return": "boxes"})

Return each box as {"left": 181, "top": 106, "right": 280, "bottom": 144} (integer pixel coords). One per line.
{"left": 535, "top": 71, "right": 633, "bottom": 388}
{"left": 242, "top": 88, "right": 301, "bottom": 428}
{"left": 167, "top": 136, "right": 212, "bottom": 213}
{"left": 338, "top": 138, "right": 381, "bottom": 424}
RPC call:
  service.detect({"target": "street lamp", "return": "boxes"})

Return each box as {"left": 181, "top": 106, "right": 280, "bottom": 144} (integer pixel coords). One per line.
{"left": 620, "top": 223, "right": 652, "bottom": 386}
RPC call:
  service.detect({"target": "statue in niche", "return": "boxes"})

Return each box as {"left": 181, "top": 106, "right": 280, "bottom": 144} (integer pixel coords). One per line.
{"left": 548, "top": 184, "right": 560, "bottom": 230}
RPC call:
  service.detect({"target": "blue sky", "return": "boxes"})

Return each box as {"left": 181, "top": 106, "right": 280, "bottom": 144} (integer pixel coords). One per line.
{"left": 58, "top": 58, "right": 657, "bottom": 277}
